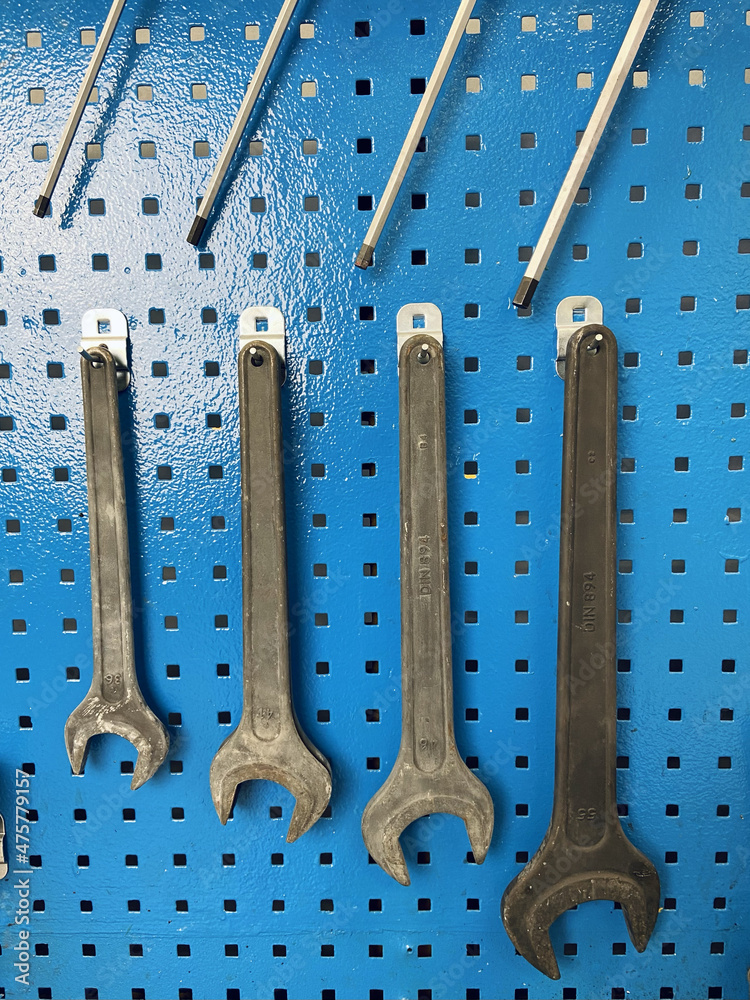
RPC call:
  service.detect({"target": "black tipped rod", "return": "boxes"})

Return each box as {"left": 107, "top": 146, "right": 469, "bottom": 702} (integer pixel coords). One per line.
{"left": 186, "top": 0, "right": 300, "bottom": 246}
{"left": 354, "top": 0, "right": 477, "bottom": 269}
{"left": 33, "top": 0, "right": 126, "bottom": 218}
{"left": 512, "top": 0, "right": 658, "bottom": 307}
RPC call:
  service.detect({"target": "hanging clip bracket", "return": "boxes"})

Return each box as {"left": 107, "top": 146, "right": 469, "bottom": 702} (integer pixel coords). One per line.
{"left": 239, "top": 306, "right": 286, "bottom": 368}
{"left": 396, "top": 303, "right": 443, "bottom": 362}
{"left": 81, "top": 308, "right": 130, "bottom": 390}
{"left": 555, "top": 295, "right": 603, "bottom": 379}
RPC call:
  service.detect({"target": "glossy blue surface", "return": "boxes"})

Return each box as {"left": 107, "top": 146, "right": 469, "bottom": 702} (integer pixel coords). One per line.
{"left": 0, "top": 1, "right": 748, "bottom": 997}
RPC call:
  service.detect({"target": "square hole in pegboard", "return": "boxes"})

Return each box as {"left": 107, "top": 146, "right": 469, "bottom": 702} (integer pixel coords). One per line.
{"left": 2, "top": 4, "right": 749, "bottom": 1000}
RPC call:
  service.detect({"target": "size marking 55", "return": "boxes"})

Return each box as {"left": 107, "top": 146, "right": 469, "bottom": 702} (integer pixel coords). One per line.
{"left": 576, "top": 807, "right": 597, "bottom": 821}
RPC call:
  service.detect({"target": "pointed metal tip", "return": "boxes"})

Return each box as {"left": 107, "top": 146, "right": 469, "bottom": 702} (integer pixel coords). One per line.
{"left": 129, "top": 758, "right": 158, "bottom": 791}
{"left": 210, "top": 780, "right": 235, "bottom": 826}
{"left": 187, "top": 214, "right": 208, "bottom": 246}
{"left": 361, "top": 821, "right": 411, "bottom": 885}
{"left": 377, "top": 851, "right": 410, "bottom": 886}
{"left": 536, "top": 955, "right": 562, "bottom": 981}
{"left": 502, "top": 914, "right": 561, "bottom": 980}
{"left": 377, "top": 839, "right": 411, "bottom": 885}
{"left": 129, "top": 725, "right": 170, "bottom": 790}
{"left": 468, "top": 837, "right": 490, "bottom": 867}
{"left": 65, "top": 733, "right": 87, "bottom": 776}
{"left": 513, "top": 275, "right": 538, "bottom": 309}
{"left": 33, "top": 195, "right": 51, "bottom": 219}
{"left": 355, "top": 243, "right": 374, "bottom": 269}
{"left": 285, "top": 801, "right": 312, "bottom": 844}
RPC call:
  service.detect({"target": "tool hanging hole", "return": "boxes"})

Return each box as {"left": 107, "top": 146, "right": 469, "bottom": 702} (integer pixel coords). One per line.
{"left": 250, "top": 347, "right": 264, "bottom": 367}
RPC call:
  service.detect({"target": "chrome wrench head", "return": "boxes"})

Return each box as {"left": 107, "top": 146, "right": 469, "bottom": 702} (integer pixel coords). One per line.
{"left": 65, "top": 695, "right": 169, "bottom": 791}
{"left": 210, "top": 723, "right": 332, "bottom": 842}
{"left": 361, "top": 754, "right": 494, "bottom": 886}
{"left": 501, "top": 825, "right": 660, "bottom": 980}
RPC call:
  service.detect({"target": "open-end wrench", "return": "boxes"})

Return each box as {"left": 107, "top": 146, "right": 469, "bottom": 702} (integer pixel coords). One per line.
{"left": 65, "top": 346, "right": 169, "bottom": 790}
{"left": 210, "top": 340, "right": 331, "bottom": 841}
{"left": 501, "top": 325, "right": 660, "bottom": 979}
{"left": 362, "top": 329, "right": 494, "bottom": 885}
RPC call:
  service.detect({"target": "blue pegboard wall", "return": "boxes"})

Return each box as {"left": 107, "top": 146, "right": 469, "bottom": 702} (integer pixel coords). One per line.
{"left": 0, "top": 0, "right": 748, "bottom": 997}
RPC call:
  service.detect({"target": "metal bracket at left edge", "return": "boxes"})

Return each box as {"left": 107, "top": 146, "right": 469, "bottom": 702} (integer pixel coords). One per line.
{"left": 397, "top": 303, "right": 443, "bottom": 361}
{"left": 239, "top": 306, "right": 286, "bottom": 372}
{"left": 81, "top": 308, "right": 130, "bottom": 390}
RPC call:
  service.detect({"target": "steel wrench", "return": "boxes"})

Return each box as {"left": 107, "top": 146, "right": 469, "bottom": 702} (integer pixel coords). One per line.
{"left": 501, "top": 325, "right": 660, "bottom": 979}
{"left": 210, "top": 341, "right": 331, "bottom": 841}
{"left": 65, "top": 346, "right": 169, "bottom": 789}
{"left": 361, "top": 332, "right": 494, "bottom": 885}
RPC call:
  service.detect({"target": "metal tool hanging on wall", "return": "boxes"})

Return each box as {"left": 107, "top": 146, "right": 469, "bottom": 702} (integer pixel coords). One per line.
{"left": 361, "top": 304, "right": 494, "bottom": 884}
{"left": 501, "top": 314, "right": 660, "bottom": 979}
{"left": 32, "top": 0, "right": 126, "bottom": 218}
{"left": 354, "top": 0, "right": 478, "bottom": 269}
{"left": 186, "top": 0, "right": 301, "bottom": 245}
{"left": 209, "top": 307, "right": 331, "bottom": 841}
{"left": 512, "top": 0, "right": 659, "bottom": 307}
{"left": 65, "top": 310, "right": 169, "bottom": 789}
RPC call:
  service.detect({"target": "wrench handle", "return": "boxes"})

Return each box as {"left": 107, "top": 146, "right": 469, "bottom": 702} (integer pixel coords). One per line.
{"left": 399, "top": 335, "right": 453, "bottom": 774}
{"left": 554, "top": 326, "right": 618, "bottom": 847}
{"left": 81, "top": 348, "right": 139, "bottom": 703}
{"left": 238, "top": 342, "right": 293, "bottom": 740}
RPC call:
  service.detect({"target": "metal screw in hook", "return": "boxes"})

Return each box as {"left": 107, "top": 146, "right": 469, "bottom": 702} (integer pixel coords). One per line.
{"left": 79, "top": 346, "right": 104, "bottom": 367}
{"left": 417, "top": 344, "right": 431, "bottom": 364}
{"left": 249, "top": 347, "right": 264, "bottom": 367}
{"left": 587, "top": 334, "right": 604, "bottom": 354}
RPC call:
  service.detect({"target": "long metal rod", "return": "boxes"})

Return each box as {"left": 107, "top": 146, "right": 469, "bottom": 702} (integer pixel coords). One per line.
{"left": 186, "top": 0, "right": 300, "bottom": 245}
{"left": 512, "top": 0, "right": 659, "bottom": 308}
{"left": 33, "top": 0, "right": 126, "bottom": 218}
{"left": 354, "top": 0, "right": 477, "bottom": 269}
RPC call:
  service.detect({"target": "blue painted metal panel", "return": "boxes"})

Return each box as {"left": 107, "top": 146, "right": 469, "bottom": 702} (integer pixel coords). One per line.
{"left": 0, "top": 1, "right": 747, "bottom": 998}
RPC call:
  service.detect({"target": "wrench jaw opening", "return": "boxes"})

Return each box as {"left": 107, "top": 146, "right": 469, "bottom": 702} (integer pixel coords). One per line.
{"left": 64, "top": 697, "right": 169, "bottom": 790}
{"left": 361, "top": 756, "right": 494, "bottom": 886}
{"left": 502, "top": 324, "right": 660, "bottom": 979}
{"left": 68, "top": 344, "right": 170, "bottom": 791}
{"left": 209, "top": 333, "right": 332, "bottom": 842}
{"left": 502, "top": 831, "right": 661, "bottom": 979}
{"left": 362, "top": 320, "right": 495, "bottom": 886}
{"left": 209, "top": 725, "right": 332, "bottom": 841}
